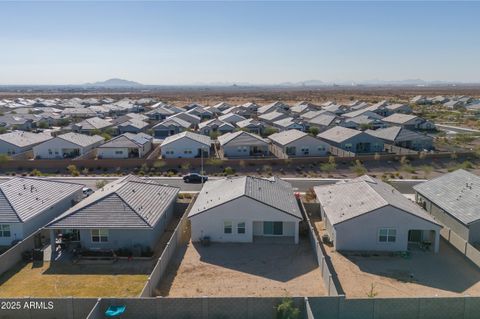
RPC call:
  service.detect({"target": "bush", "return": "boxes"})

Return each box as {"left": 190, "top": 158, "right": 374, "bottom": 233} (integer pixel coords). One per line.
{"left": 206, "top": 158, "right": 223, "bottom": 166}
{"left": 30, "top": 169, "right": 42, "bottom": 176}
{"left": 276, "top": 298, "right": 300, "bottom": 319}
{"left": 351, "top": 160, "right": 367, "bottom": 176}
{"left": 67, "top": 165, "right": 80, "bottom": 177}
{"left": 96, "top": 180, "right": 108, "bottom": 189}
{"left": 223, "top": 167, "right": 235, "bottom": 175}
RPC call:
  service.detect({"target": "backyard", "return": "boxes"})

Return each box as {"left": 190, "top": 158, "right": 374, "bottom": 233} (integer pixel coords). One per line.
{"left": 157, "top": 239, "right": 325, "bottom": 297}
{"left": 312, "top": 219, "right": 480, "bottom": 298}
{"left": 0, "top": 260, "right": 152, "bottom": 297}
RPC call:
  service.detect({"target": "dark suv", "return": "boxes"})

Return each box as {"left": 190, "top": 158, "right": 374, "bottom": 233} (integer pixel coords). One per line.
{"left": 183, "top": 173, "right": 208, "bottom": 183}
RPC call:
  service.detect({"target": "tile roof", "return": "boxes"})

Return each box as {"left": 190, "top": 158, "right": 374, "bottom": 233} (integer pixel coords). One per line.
{"left": 188, "top": 176, "right": 301, "bottom": 219}
{"left": 99, "top": 133, "right": 152, "bottom": 148}
{"left": 47, "top": 175, "right": 179, "bottom": 229}
{"left": 382, "top": 113, "right": 418, "bottom": 124}
{"left": 160, "top": 131, "right": 211, "bottom": 147}
{"left": 268, "top": 129, "right": 308, "bottom": 145}
{"left": 314, "top": 176, "right": 440, "bottom": 226}
{"left": 74, "top": 117, "right": 113, "bottom": 130}
{"left": 0, "top": 131, "right": 52, "bottom": 148}
{"left": 317, "top": 126, "right": 362, "bottom": 143}
{"left": 58, "top": 132, "right": 105, "bottom": 147}
{"left": 413, "top": 170, "right": 480, "bottom": 225}
{"left": 366, "top": 127, "right": 431, "bottom": 143}
{"left": 217, "top": 131, "right": 268, "bottom": 147}
{"left": 0, "top": 178, "right": 84, "bottom": 223}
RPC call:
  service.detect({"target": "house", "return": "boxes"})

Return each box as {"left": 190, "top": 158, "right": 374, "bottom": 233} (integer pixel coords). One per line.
{"left": 269, "top": 129, "right": 329, "bottom": 157}
{"left": 235, "top": 118, "right": 265, "bottom": 135}
{"left": 33, "top": 132, "right": 104, "bottom": 159}
{"left": 152, "top": 117, "right": 192, "bottom": 138}
{"left": 160, "top": 131, "right": 211, "bottom": 159}
{"left": 341, "top": 115, "right": 388, "bottom": 130}
{"left": 0, "top": 131, "right": 52, "bottom": 155}
{"left": 386, "top": 103, "right": 412, "bottom": 114}
{"left": 258, "top": 111, "right": 289, "bottom": 124}
{"left": 188, "top": 176, "right": 302, "bottom": 244}
{"left": 169, "top": 112, "right": 201, "bottom": 126}
{"left": 0, "top": 178, "right": 84, "bottom": 246}
{"left": 217, "top": 131, "right": 269, "bottom": 158}
{"left": 322, "top": 104, "right": 348, "bottom": 115}
{"left": 145, "top": 107, "right": 175, "bottom": 121}
{"left": 46, "top": 175, "right": 179, "bottom": 251}
{"left": 186, "top": 106, "right": 213, "bottom": 120}
{"left": 71, "top": 117, "right": 114, "bottom": 134}
{"left": 314, "top": 175, "right": 441, "bottom": 252}
{"left": 212, "top": 102, "right": 234, "bottom": 112}
{"left": 198, "top": 119, "right": 235, "bottom": 136}
{"left": 413, "top": 170, "right": 480, "bottom": 244}
{"left": 117, "top": 119, "right": 149, "bottom": 134}
{"left": 273, "top": 117, "right": 306, "bottom": 131}
{"left": 317, "top": 126, "right": 384, "bottom": 154}
{"left": 410, "top": 96, "right": 431, "bottom": 105}
{"left": 97, "top": 133, "right": 153, "bottom": 159}
{"left": 382, "top": 114, "right": 435, "bottom": 130}
{"left": 0, "top": 115, "right": 34, "bottom": 131}
{"left": 257, "top": 101, "right": 290, "bottom": 114}
{"left": 290, "top": 101, "right": 319, "bottom": 115}
{"left": 366, "top": 127, "right": 434, "bottom": 151}
{"left": 61, "top": 107, "right": 97, "bottom": 119}
{"left": 218, "top": 113, "right": 247, "bottom": 125}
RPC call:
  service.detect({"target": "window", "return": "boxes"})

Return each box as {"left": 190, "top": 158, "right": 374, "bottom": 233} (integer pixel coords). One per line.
{"left": 286, "top": 146, "right": 296, "bottom": 156}
{"left": 0, "top": 225, "right": 11, "bottom": 237}
{"left": 184, "top": 149, "right": 192, "bottom": 154}
{"left": 378, "top": 228, "right": 396, "bottom": 243}
{"left": 344, "top": 143, "right": 353, "bottom": 150}
{"left": 224, "top": 221, "right": 232, "bottom": 234}
{"left": 91, "top": 229, "right": 109, "bottom": 243}
{"left": 318, "top": 146, "right": 325, "bottom": 151}
{"left": 263, "top": 222, "right": 283, "bottom": 235}
{"left": 300, "top": 147, "right": 310, "bottom": 155}
{"left": 115, "top": 150, "right": 123, "bottom": 155}
{"left": 237, "top": 222, "right": 246, "bottom": 234}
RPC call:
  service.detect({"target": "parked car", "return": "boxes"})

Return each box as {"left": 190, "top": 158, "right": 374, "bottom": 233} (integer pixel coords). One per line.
{"left": 82, "top": 187, "right": 94, "bottom": 197}
{"left": 183, "top": 173, "right": 208, "bottom": 183}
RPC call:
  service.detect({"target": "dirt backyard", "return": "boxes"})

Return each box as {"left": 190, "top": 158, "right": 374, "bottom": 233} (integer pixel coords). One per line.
{"left": 313, "top": 219, "right": 480, "bottom": 298}
{"left": 157, "top": 239, "right": 325, "bottom": 297}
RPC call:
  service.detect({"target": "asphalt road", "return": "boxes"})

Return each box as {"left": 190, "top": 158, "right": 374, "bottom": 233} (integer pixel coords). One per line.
{"left": 0, "top": 176, "right": 424, "bottom": 194}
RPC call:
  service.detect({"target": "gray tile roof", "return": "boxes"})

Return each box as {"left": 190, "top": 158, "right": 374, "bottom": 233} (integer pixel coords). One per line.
{"left": 75, "top": 117, "right": 113, "bottom": 130}
{"left": 0, "top": 131, "right": 52, "bottom": 148}
{"left": 413, "top": 170, "right": 480, "bottom": 225}
{"left": 0, "top": 178, "right": 84, "bottom": 223}
{"left": 218, "top": 113, "right": 246, "bottom": 123}
{"left": 317, "top": 126, "right": 362, "bottom": 143}
{"left": 48, "top": 175, "right": 179, "bottom": 229}
{"left": 118, "top": 118, "right": 148, "bottom": 129}
{"left": 217, "top": 131, "right": 268, "bottom": 147}
{"left": 154, "top": 117, "right": 192, "bottom": 129}
{"left": 258, "top": 111, "right": 286, "bottom": 122}
{"left": 99, "top": 133, "right": 152, "bottom": 148}
{"left": 308, "top": 114, "right": 337, "bottom": 127}
{"left": 160, "top": 131, "right": 211, "bottom": 147}
{"left": 58, "top": 132, "right": 105, "bottom": 147}
{"left": 366, "top": 127, "right": 431, "bottom": 143}
{"left": 382, "top": 113, "right": 418, "bottom": 124}
{"left": 236, "top": 118, "right": 264, "bottom": 129}
{"left": 188, "top": 176, "right": 301, "bottom": 219}
{"left": 314, "top": 176, "right": 440, "bottom": 226}
{"left": 198, "top": 119, "right": 234, "bottom": 130}
{"left": 268, "top": 129, "right": 308, "bottom": 145}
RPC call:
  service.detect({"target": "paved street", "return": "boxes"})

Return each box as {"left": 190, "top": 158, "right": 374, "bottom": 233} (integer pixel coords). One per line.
{"left": 0, "top": 176, "right": 424, "bottom": 194}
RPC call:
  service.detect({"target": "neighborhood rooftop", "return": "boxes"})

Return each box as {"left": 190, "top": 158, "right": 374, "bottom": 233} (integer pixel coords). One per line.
{"left": 413, "top": 169, "right": 480, "bottom": 225}
{"left": 161, "top": 131, "right": 211, "bottom": 147}
{"left": 47, "top": 175, "right": 179, "bottom": 229}
{"left": 189, "top": 176, "right": 301, "bottom": 219}
{"left": 0, "top": 177, "right": 84, "bottom": 223}
{"left": 268, "top": 129, "right": 308, "bottom": 145}
{"left": 0, "top": 131, "right": 52, "bottom": 147}
{"left": 58, "top": 132, "right": 105, "bottom": 147}
{"left": 314, "top": 175, "right": 439, "bottom": 226}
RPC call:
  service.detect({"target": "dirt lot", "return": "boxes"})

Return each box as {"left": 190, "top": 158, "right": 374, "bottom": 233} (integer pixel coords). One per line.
{"left": 157, "top": 239, "right": 325, "bottom": 297}
{"left": 313, "top": 219, "right": 480, "bottom": 298}
{"left": 0, "top": 260, "right": 151, "bottom": 297}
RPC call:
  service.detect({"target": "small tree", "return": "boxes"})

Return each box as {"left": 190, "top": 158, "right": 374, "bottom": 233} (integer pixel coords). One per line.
{"left": 276, "top": 298, "right": 300, "bottom": 319}
{"left": 30, "top": 169, "right": 42, "bottom": 177}
{"left": 37, "top": 121, "right": 49, "bottom": 129}
{"left": 67, "top": 165, "right": 80, "bottom": 177}
{"left": 308, "top": 126, "right": 319, "bottom": 136}
{"left": 96, "top": 180, "right": 108, "bottom": 189}
{"left": 351, "top": 160, "right": 367, "bottom": 176}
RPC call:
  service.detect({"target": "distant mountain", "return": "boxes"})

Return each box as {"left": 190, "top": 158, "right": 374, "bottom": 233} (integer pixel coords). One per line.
{"left": 84, "top": 78, "right": 144, "bottom": 88}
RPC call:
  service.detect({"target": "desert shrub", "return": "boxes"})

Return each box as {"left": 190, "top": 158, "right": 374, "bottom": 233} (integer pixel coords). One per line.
{"left": 223, "top": 166, "right": 235, "bottom": 175}
{"left": 67, "top": 165, "right": 80, "bottom": 177}
{"left": 351, "top": 160, "right": 367, "bottom": 176}
{"left": 96, "top": 180, "right": 108, "bottom": 189}
{"left": 276, "top": 298, "right": 300, "bottom": 319}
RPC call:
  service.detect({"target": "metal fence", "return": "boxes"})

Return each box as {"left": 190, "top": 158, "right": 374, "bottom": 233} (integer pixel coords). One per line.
{"left": 297, "top": 199, "right": 342, "bottom": 296}
{"left": 139, "top": 196, "right": 196, "bottom": 297}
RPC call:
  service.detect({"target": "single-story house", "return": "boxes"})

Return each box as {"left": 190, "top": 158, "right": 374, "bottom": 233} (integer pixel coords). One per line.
{"left": 169, "top": 112, "right": 201, "bottom": 126}
{"left": 198, "top": 119, "right": 235, "bottom": 136}
{"left": 117, "top": 119, "right": 149, "bottom": 134}
{"left": 257, "top": 101, "right": 290, "bottom": 114}
{"left": 188, "top": 176, "right": 302, "bottom": 244}
{"left": 366, "top": 127, "right": 434, "bottom": 151}
{"left": 97, "top": 133, "right": 153, "bottom": 159}
{"left": 46, "top": 175, "right": 179, "bottom": 251}
{"left": 0, "top": 177, "right": 84, "bottom": 246}
{"left": 217, "top": 131, "right": 269, "bottom": 158}
{"left": 186, "top": 106, "right": 213, "bottom": 120}
{"left": 160, "top": 131, "right": 211, "bottom": 159}
{"left": 71, "top": 117, "right": 114, "bottom": 134}
{"left": 258, "top": 111, "right": 289, "bottom": 124}
{"left": 413, "top": 169, "right": 480, "bottom": 244}
{"left": 212, "top": 102, "right": 234, "bottom": 112}
{"left": 385, "top": 103, "right": 412, "bottom": 114}
{"left": 382, "top": 114, "right": 435, "bottom": 130}
{"left": 235, "top": 119, "right": 265, "bottom": 135}
{"left": 314, "top": 175, "right": 441, "bottom": 252}
{"left": 33, "top": 132, "right": 104, "bottom": 159}
{"left": 317, "top": 126, "right": 384, "bottom": 154}
{"left": 0, "top": 115, "right": 34, "bottom": 131}
{"left": 307, "top": 114, "right": 338, "bottom": 132}
{"left": 152, "top": 117, "right": 192, "bottom": 138}
{"left": 269, "top": 129, "right": 329, "bottom": 157}
{"left": 145, "top": 107, "right": 175, "bottom": 121}
{"left": 0, "top": 131, "right": 52, "bottom": 155}
{"left": 273, "top": 117, "right": 306, "bottom": 131}
{"left": 341, "top": 115, "right": 388, "bottom": 130}
{"left": 218, "top": 113, "right": 247, "bottom": 125}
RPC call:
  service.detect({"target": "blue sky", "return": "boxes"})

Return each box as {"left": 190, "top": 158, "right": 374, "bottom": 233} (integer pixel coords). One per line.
{"left": 0, "top": 1, "right": 479, "bottom": 85}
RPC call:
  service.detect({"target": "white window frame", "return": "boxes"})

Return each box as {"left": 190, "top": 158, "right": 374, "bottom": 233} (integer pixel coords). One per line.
{"left": 378, "top": 228, "right": 396, "bottom": 243}
{"left": 224, "top": 221, "right": 233, "bottom": 234}
{"left": 237, "top": 222, "right": 246, "bottom": 234}
{"left": 0, "top": 224, "right": 11, "bottom": 237}
{"left": 91, "top": 229, "right": 109, "bottom": 243}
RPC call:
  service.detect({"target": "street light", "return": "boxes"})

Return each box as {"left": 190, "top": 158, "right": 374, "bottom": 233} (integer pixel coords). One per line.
{"left": 200, "top": 145, "right": 207, "bottom": 185}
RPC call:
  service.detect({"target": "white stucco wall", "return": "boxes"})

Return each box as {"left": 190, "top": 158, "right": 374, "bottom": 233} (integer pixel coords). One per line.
{"left": 282, "top": 135, "right": 329, "bottom": 157}
{"left": 326, "top": 205, "right": 441, "bottom": 252}
{"left": 33, "top": 137, "right": 100, "bottom": 159}
{"left": 161, "top": 137, "right": 210, "bottom": 159}
{"left": 0, "top": 223, "right": 23, "bottom": 246}
{"left": 189, "top": 196, "right": 300, "bottom": 244}
{"left": 0, "top": 141, "right": 24, "bottom": 155}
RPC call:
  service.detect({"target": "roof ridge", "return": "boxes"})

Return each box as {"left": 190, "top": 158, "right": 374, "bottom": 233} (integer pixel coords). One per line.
{"left": 115, "top": 185, "right": 153, "bottom": 227}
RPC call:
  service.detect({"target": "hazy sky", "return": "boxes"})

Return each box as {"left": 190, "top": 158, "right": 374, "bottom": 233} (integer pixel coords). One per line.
{"left": 1, "top": 1, "right": 479, "bottom": 85}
